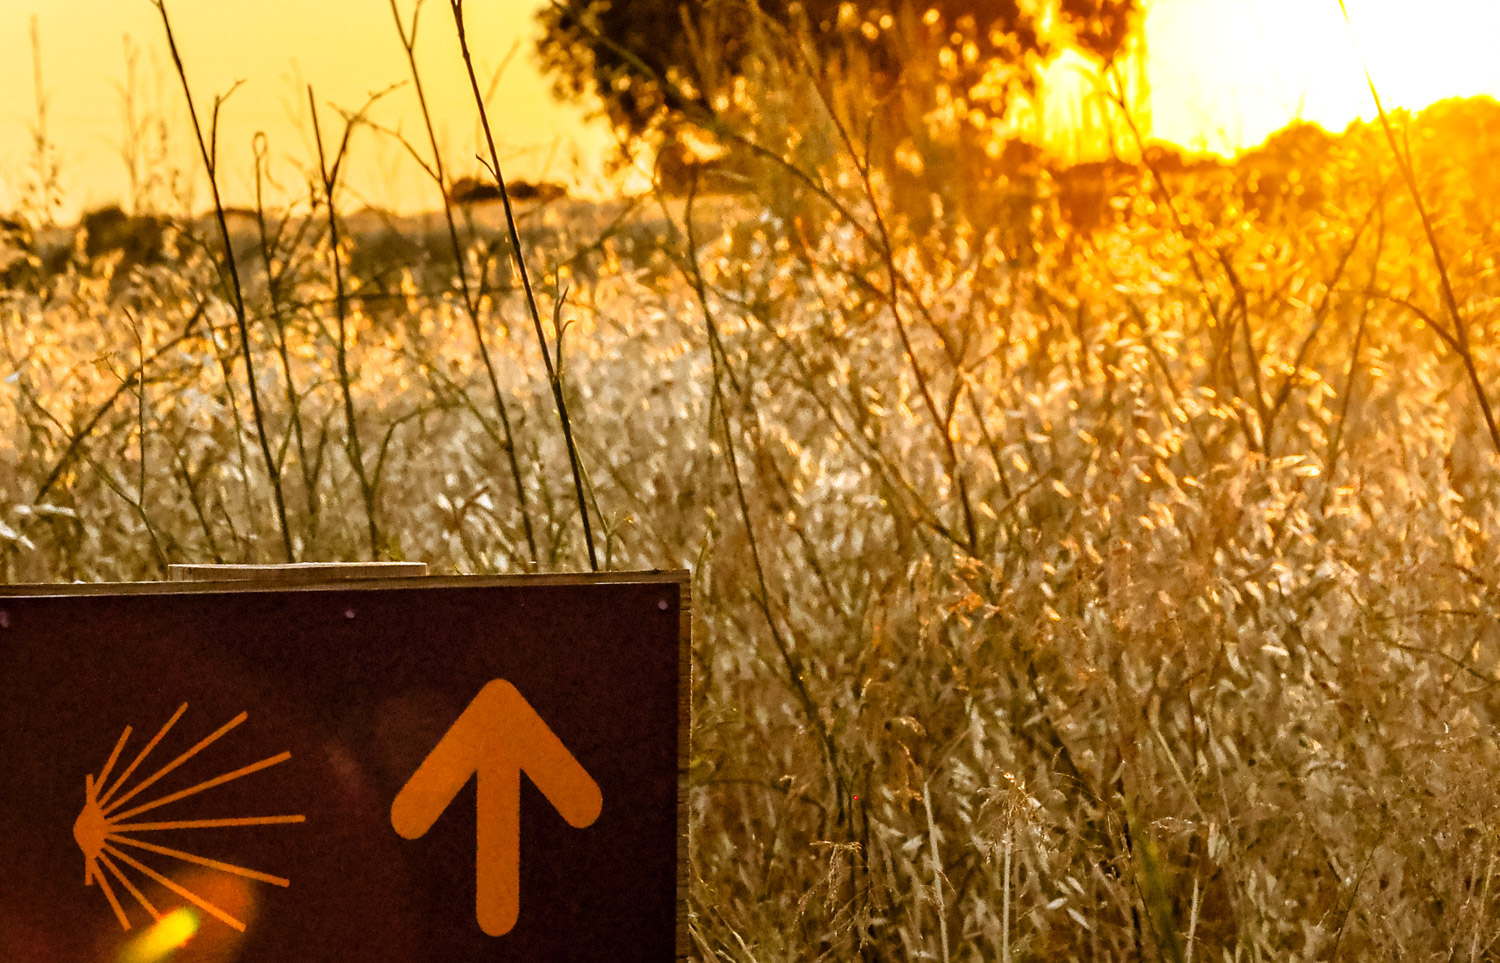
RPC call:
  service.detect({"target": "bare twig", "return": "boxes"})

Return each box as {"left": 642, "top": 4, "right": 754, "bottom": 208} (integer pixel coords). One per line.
{"left": 1337, "top": 0, "right": 1500, "bottom": 453}
{"left": 152, "top": 0, "right": 295, "bottom": 560}
{"left": 308, "top": 84, "right": 397, "bottom": 558}
{"left": 389, "top": 0, "right": 539, "bottom": 566}
{"left": 451, "top": 0, "right": 598, "bottom": 570}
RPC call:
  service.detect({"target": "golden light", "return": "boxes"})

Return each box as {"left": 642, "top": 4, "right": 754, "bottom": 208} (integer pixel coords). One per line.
{"left": 1, "top": 0, "right": 1499, "bottom": 214}
{"left": 1142, "top": 0, "right": 1500, "bottom": 156}
{"left": 119, "top": 908, "right": 198, "bottom": 963}
{"left": 0, "top": 0, "right": 614, "bottom": 218}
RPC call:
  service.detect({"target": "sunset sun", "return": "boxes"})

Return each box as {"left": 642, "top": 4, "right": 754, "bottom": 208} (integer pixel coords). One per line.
{"left": 2, "top": 0, "right": 1497, "bottom": 214}
{"left": 1143, "top": 0, "right": 1500, "bottom": 155}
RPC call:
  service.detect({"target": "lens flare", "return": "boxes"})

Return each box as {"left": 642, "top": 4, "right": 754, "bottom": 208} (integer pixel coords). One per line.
{"left": 119, "top": 908, "right": 198, "bottom": 963}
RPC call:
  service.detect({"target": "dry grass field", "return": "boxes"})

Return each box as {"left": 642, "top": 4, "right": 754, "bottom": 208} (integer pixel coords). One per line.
{"left": 6, "top": 5, "right": 1500, "bottom": 959}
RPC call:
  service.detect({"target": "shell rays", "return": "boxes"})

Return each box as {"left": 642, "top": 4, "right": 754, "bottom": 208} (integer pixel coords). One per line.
{"left": 73, "top": 703, "right": 305, "bottom": 933}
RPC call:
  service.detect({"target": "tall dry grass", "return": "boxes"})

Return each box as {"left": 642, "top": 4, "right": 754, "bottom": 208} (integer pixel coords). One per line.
{"left": 4, "top": 1, "right": 1500, "bottom": 959}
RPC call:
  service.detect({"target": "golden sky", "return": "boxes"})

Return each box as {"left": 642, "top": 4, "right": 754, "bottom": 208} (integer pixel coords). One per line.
{"left": 1, "top": 0, "right": 1498, "bottom": 220}
{"left": 0, "top": 0, "right": 615, "bottom": 219}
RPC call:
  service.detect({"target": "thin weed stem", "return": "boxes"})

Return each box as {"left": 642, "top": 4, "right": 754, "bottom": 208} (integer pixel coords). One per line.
{"left": 1337, "top": 0, "right": 1500, "bottom": 453}
{"left": 682, "top": 175, "right": 848, "bottom": 825}
{"left": 252, "top": 132, "right": 319, "bottom": 537}
{"left": 308, "top": 85, "right": 394, "bottom": 559}
{"left": 451, "top": 0, "right": 598, "bottom": 571}
{"left": 389, "top": 0, "right": 539, "bottom": 567}
{"left": 152, "top": 0, "right": 295, "bottom": 561}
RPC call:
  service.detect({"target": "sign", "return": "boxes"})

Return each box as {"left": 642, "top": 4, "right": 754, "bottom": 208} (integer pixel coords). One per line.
{"left": 0, "top": 572, "right": 688, "bottom": 961}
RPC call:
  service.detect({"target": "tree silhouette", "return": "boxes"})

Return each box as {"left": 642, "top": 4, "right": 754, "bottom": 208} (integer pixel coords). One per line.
{"left": 538, "top": 0, "right": 1143, "bottom": 160}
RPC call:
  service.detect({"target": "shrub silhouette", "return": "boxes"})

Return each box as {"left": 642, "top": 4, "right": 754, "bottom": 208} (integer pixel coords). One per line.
{"left": 78, "top": 205, "right": 169, "bottom": 268}
{"left": 447, "top": 176, "right": 567, "bottom": 206}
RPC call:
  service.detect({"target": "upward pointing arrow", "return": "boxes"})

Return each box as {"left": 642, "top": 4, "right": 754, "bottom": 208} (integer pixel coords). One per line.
{"left": 390, "top": 679, "right": 602, "bottom": 936}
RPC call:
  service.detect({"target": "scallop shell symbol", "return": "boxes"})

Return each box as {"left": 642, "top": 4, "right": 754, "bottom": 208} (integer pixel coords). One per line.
{"left": 72, "top": 703, "right": 306, "bottom": 933}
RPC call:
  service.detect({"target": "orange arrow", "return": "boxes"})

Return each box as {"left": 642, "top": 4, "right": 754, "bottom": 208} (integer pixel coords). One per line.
{"left": 390, "top": 679, "right": 602, "bottom": 936}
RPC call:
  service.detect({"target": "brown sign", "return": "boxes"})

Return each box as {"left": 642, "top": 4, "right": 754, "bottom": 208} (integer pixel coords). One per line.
{"left": 0, "top": 572, "right": 688, "bottom": 961}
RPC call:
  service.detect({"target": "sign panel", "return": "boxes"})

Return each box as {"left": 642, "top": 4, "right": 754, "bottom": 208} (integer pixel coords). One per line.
{"left": 0, "top": 573, "right": 688, "bottom": 961}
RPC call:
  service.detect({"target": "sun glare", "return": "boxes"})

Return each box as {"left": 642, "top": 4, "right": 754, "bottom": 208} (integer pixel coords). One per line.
{"left": 119, "top": 908, "right": 199, "bottom": 963}
{"left": 0, "top": 0, "right": 1497, "bottom": 212}
{"left": 1144, "top": 0, "right": 1500, "bottom": 156}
